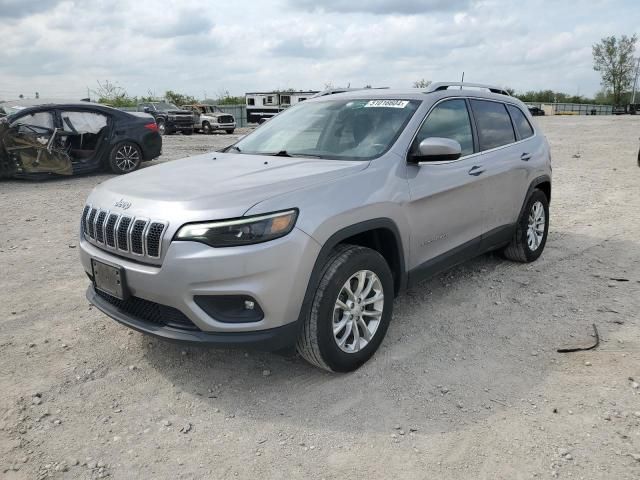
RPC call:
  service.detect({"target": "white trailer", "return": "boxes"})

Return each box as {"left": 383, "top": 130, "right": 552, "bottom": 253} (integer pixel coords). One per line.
{"left": 245, "top": 91, "right": 318, "bottom": 123}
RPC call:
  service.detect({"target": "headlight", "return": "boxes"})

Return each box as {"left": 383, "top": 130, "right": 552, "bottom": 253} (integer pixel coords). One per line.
{"left": 174, "top": 209, "right": 298, "bottom": 247}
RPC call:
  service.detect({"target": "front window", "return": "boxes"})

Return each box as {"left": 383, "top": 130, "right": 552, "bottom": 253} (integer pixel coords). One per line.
{"left": 233, "top": 98, "right": 420, "bottom": 160}
{"left": 153, "top": 102, "right": 179, "bottom": 111}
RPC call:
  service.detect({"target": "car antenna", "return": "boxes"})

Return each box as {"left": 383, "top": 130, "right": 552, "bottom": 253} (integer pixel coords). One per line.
{"left": 460, "top": 72, "right": 464, "bottom": 89}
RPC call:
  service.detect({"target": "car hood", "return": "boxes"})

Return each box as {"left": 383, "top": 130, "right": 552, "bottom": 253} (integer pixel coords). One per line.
{"left": 88, "top": 152, "right": 368, "bottom": 223}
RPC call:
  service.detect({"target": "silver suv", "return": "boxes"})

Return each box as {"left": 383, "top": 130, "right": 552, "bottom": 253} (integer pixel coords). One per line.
{"left": 80, "top": 82, "right": 551, "bottom": 372}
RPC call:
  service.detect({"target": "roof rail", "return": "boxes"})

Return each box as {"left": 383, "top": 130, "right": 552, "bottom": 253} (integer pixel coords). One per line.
{"left": 426, "top": 82, "right": 511, "bottom": 96}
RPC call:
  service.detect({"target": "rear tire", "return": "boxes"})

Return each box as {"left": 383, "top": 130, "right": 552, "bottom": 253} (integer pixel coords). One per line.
{"left": 202, "top": 122, "right": 211, "bottom": 134}
{"left": 296, "top": 245, "right": 393, "bottom": 372}
{"left": 183, "top": 129, "right": 193, "bottom": 136}
{"left": 503, "top": 189, "right": 549, "bottom": 262}
{"left": 156, "top": 119, "right": 166, "bottom": 135}
{"left": 109, "top": 142, "right": 142, "bottom": 174}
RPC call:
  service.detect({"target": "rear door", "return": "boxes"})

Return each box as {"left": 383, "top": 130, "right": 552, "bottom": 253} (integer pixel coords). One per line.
{"left": 469, "top": 99, "right": 528, "bottom": 234}
{"left": 405, "top": 98, "right": 487, "bottom": 271}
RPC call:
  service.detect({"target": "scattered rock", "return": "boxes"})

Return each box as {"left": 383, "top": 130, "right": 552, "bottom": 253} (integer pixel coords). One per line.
{"left": 180, "top": 422, "right": 192, "bottom": 434}
{"left": 262, "top": 369, "right": 271, "bottom": 377}
{"left": 162, "top": 419, "right": 172, "bottom": 427}
{"left": 32, "top": 394, "right": 42, "bottom": 405}
{"left": 584, "top": 361, "right": 592, "bottom": 366}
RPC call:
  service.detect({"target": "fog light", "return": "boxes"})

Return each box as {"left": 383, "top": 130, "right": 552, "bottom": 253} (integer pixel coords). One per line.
{"left": 194, "top": 295, "right": 264, "bottom": 323}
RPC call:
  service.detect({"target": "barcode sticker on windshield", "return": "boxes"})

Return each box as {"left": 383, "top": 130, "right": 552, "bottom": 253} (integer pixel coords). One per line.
{"left": 364, "top": 100, "right": 409, "bottom": 108}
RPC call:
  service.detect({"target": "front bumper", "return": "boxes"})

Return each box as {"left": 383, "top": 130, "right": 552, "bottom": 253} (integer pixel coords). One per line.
{"left": 87, "top": 286, "right": 300, "bottom": 349}
{"left": 80, "top": 227, "right": 321, "bottom": 345}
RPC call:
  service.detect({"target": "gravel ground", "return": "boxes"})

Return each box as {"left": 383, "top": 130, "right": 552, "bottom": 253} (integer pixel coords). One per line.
{"left": 1, "top": 118, "right": 639, "bottom": 479}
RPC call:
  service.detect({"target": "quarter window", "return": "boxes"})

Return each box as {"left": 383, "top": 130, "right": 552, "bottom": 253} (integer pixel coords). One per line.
{"left": 247, "top": 98, "right": 255, "bottom": 106}
{"left": 470, "top": 100, "right": 515, "bottom": 151}
{"left": 412, "top": 99, "right": 474, "bottom": 157}
{"left": 507, "top": 105, "right": 534, "bottom": 139}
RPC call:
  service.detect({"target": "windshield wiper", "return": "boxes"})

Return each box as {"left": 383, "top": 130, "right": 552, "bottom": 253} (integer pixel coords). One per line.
{"left": 268, "top": 150, "right": 324, "bottom": 158}
{"left": 224, "top": 145, "right": 241, "bottom": 153}
{"left": 270, "top": 150, "right": 292, "bottom": 157}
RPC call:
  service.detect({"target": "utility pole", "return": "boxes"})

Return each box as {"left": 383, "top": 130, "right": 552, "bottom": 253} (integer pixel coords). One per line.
{"left": 631, "top": 57, "right": 640, "bottom": 105}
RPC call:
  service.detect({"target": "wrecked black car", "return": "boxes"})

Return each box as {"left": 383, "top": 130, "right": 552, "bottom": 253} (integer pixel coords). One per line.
{"left": 0, "top": 102, "right": 162, "bottom": 179}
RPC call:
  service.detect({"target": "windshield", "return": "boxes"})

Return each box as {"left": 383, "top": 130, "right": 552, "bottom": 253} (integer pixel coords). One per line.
{"left": 1, "top": 105, "right": 26, "bottom": 116}
{"left": 154, "top": 102, "right": 179, "bottom": 111}
{"left": 234, "top": 98, "right": 420, "bottom": 160}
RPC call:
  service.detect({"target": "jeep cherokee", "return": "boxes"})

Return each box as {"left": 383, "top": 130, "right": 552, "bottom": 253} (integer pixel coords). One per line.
{"left": 80, "top": 82, "right": 552, "bottom": 372}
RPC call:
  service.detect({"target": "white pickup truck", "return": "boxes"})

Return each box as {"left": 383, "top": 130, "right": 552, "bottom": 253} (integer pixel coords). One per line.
{"left": 182, "top": 104, "right": 236, "bottom": 134}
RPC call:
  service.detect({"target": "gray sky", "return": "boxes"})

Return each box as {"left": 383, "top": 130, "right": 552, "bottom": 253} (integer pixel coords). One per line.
{"left": 0, "top": 0, "right": 638, "bottom": 100}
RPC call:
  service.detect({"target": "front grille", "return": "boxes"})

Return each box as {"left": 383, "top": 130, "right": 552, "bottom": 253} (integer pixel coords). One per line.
{"left": 87, "top": 209, "right": 97, "bottom": 239}
{"left": 95, "top": 211, "right": 107, "bottom": 243}
{"left": 146, "top": 222, "right": 165, "bottom": 257}
{"left": 95, "top": 289, "right": 199, "bottom": 331}
{"left": 117, "top": 216, "right": 132, "bottom": 251}
{"left": 105, "top": 214, "right": 118, "bottom": 247}
{"left": 130, "top": 219, "right": 147, "bottom": 254}
{"left": 218, "top": 115, "right": 234, "bottom": 124}
{"left": 82, "top": 206, "right": 167, "bottom": 261}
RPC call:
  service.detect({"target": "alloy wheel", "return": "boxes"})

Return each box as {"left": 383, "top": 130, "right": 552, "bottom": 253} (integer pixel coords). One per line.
{"left": 115, "top": 144, "right": 140, "bottom": 172}
{"left": 527, "top": 200, "right": 545, "bottom": 251}
{"left": 332, "top": 270, "right": 384, "bottom": 353}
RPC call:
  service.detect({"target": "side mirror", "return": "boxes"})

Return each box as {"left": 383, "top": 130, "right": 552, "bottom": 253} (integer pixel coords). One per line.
{"left": 143, "top": 107, "right": 151, "bottom": 113}
{"left": 410, "top": 137, "right": 462, "bottom": 163}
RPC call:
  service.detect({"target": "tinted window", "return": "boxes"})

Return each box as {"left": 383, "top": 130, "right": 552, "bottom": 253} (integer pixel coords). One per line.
{"left": 412, "top": 99, "right": 474, "bottom": 156}
{"left": 470, "top": 100, "right": 515, "bottom": 151}
{"left": 507, "top": 104, "right": 534, "bottom": 139}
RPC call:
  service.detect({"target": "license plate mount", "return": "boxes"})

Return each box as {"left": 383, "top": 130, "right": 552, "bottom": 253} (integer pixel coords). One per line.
{"left": 92, "top": 259, "right": 128, "bottom": 300}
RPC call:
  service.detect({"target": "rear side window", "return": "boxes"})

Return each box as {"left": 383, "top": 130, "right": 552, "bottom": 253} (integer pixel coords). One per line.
{"left": 412, "top": 99, "right": 474, "bottom": 156}
{"left": 470, "top": 100, "right": 515, "bottom": 151}
{"left": 506, "top": 105, "right": 534, "bottom": 139}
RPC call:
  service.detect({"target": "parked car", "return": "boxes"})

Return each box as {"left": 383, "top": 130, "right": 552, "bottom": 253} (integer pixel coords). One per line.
{"left": 526, "top": 104, "right": 545, "bottom": 116}
{"left": 136, "top": 102, "right": 197, "bottom": 135}
{"left": 0, "top": 101, "right": 161, "bottom": 179}
{"left": 80, "top": 82, "right": 551, "bottom": 372}
{"left": 612, "top": 105, "right": 627, "bottom": 115}
{"left": 182, "top": 105, "right": 236, "bottom": 134}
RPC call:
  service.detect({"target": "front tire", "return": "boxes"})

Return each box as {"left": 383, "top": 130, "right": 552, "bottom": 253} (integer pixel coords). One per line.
{"left": 503, "top": 189, "right": 549, "bottom": 262}
{"left": 226, "top": 129, "right": 235, "bottom": 134}
{"left": 109, "top": 142, "right": 142, "bottom": 174}
{"left": 202, "top": 122, "right": 211, "bottom": 134}
{"left": 182, "top": 129, "right": 193, "bottom": 136}
{"left": 296, "top": 245, "right": 394, "bottom": 372}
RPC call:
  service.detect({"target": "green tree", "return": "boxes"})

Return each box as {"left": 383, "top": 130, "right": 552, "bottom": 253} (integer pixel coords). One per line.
{"left": 91, "top": 80, "right": 137, "bottom": 107}
{"left": 164, "top": 90, "right": 197, "bottom": 107}
{"left": 412, "top": 78, "right": 432, "bottom": 88}
{"left": 592, "top": 34, "right": 638, "bottom": 105}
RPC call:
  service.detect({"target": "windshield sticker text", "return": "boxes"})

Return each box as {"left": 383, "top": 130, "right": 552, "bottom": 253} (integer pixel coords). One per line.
{"left": 364, "top": 100, "right": 409, "bottom": 109}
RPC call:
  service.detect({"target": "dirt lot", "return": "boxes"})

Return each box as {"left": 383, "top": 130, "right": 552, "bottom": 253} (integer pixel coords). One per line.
{"left": 1, "top": 117, "right": 639, "bottom": 479}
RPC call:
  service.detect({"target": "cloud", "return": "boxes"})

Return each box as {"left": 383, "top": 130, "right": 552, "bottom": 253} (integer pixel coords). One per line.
{"left": 0, "top": 0, "right": 62, "bottom": 18}
{"left": 290, "top": 0, "right": 474, "bottom": 14}
{"left": 0, "top": 0, "right": 638, "bottom": 101}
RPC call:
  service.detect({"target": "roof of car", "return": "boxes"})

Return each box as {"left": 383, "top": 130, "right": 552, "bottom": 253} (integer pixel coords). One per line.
{"left": 307, "top": 85, "right": 525, "bottom": 106}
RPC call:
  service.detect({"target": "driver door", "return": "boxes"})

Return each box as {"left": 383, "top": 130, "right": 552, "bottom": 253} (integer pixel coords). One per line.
{"left": 405, "top": 98, "right": 487, "bottom": 275}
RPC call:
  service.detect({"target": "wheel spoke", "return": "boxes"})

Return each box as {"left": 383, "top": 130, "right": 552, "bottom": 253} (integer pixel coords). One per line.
{"left": 354, "top": 271, "right": 366, "bottom": 297}
{"left": 333, "top": 315, "right": 349, "bottom": 335}
{"left": 362, "top": 291, "right": 383, "bottom": 306}
{"left": 351, "top": 319, "right": 360, "bottom": 351}
{"left": 338, "top": 321, "right": 352, "bottom": 348}
{"left": 357, "top": 317, "right": 372, "bottom": 341}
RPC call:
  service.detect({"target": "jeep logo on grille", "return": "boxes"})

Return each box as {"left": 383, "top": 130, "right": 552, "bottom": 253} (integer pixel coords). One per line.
{"left": 114, "top": 199, "right": 132, "bottom": 210}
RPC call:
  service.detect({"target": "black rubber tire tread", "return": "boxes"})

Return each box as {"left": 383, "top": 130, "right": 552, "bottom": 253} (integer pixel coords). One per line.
{"left": 226, "top": 129, "right": 235, "bottom": 134}
{"left": 108, "top": 142, "right": 142, "bottom": 175}
{"left": 503, "top": 189, "right": 549, "bottom": 263}
{"left": 296, "top": 244, "right": 393, "bottom": 372}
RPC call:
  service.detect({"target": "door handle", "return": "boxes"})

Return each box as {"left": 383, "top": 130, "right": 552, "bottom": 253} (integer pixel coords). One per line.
{"left": 521, "top": 152, "right": 532, "bottom": 161}
{"left": 468, "top": 165, "right": 485, "bottom": 176}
